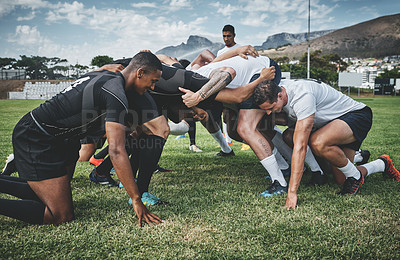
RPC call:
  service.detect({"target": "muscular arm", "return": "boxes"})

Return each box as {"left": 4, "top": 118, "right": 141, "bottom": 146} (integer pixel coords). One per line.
{"left": 106, "top": 122, "right": 162, "bottom": 226}
{"left": 284, "top": 114, "right": 315, "bottom": 209}
{"left": 215, "top": 66, "right": 276, "bottom": 104}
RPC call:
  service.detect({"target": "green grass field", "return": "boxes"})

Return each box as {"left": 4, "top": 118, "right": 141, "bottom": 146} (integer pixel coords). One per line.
{"left": 1, "top": 98, "right": 399, "bottom": 259}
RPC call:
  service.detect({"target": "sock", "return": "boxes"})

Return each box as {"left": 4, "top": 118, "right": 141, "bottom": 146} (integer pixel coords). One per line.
{"left": 0, "top": 175, "right": 40, "bottom": 201}
{"left": 338, "top": 159, "right": 361, "bottom": 179}
{"left": 211, "top": 129, "right": 232, "bottom": 153}
{"left": 271, "top": 128, "right": 293, "bottom": 162}
{"left": 273, "top": 147, "right": 289, "bottom": 170}
{"left": 95, "top": 156, "right": 113, "bottom": 176}
{"left": 222, "top": 122, "right": 232, "bottom": 143}
{"left": 260, "top": 154, "right": 287, "bottom": 187}
{"left": 94, "top": 145, "right": 109, "bottom": 159}
{"left": 187, "top": 121, "right": 196, "bottom": 146}
{"left": 353, "top": 150, "right": 363, "bottom": 163}
{"left": 168, "top": 120, "right": 189, "bottom": 135}
{"left": 136, "top": 135, "right": 166, "bottom": 195}
{"left": 0, "top": 198, "right": 45, "bottom": 224}
{"left": 305, "top": 146, "right": 324, "bottom": 174}
{"left": 361, "top": 159, "right": 385, "bottom": 176}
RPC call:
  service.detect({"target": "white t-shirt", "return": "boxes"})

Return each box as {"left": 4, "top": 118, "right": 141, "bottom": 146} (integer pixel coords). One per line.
{"left": 281, "top": 79, "right": 366, "bottom": 128}
{"left": 192, "top": 55, "right": 271, "bottom": 89}
{"left": 217, "top": 44, "right": 241, "bottom": 56}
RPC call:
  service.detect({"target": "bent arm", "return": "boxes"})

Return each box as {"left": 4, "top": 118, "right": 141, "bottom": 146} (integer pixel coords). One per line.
{"left": 284, "top": 114, "right": 315, "bottom": 209}
{"left": 215, "top": 66, "right": 276, "bottom": 104}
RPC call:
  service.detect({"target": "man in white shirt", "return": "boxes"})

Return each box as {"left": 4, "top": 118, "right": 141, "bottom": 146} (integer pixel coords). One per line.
{"left": 254, "top": 79, "right": 400, "bottom": 208}
{"left": 217, "top": 25, "right": 241, "bottom": 58}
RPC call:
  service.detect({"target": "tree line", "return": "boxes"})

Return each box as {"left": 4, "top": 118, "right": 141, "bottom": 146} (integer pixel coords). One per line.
{"left": 0, "top": 55, "right": 114, "bottom": 80}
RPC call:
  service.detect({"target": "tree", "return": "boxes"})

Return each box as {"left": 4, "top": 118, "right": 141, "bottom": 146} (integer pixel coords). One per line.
{"left": 13, "top": 55, "right": 68, "bottom": 79}
{"left": 0, "top": 58, "right": 16, "bottom": 69}
{"left": 91, "top": 55, "right": 113, "bottom": 67}
{"left": 377, "top": 68, "right": 400, "bottom": 79}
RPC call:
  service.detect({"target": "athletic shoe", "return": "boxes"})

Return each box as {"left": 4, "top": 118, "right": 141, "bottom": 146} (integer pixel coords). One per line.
{"left": 89, "top": 155, "right": 104, "bottom": 167}
{"left": 259, "top": 180, "right": 288, "bottom": 197}
{"left": 189, "top": 144, "right": 203, "bottom": 153}
{"left": 339, "top": 175, "right": 364, "bottom": 195}
{"left": 378, "top": 154, "right": 400, "bottom": 181}
{"left": 241, "top": 144, "right": 250, "bottom": 151}
{"left": 153, "top": 165, "right": 174, "bottom": 173}
{"left": 307, "top": 171, "right": 327, "bottom": 186}
{"left": 89, "top": 168, "right": 119, "bottom": 187}
{"left": 356, "top": 150, "right": 371, "bottom": 166}
{"left": 1, "top": 153, "right": 16, "bottom": 175}
{"left": 175, "top": 134, "right": 186, "bottom": 140}
{"left": 215, "top": 150, "right": 235, "bottom": 157}
{"left": 128, "top": 192, "right": 167, "bottom": 206}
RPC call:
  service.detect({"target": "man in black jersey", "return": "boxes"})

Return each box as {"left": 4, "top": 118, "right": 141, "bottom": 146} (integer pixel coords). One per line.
{"left": 0, "top": 52, "right": 163, "bottom": 226}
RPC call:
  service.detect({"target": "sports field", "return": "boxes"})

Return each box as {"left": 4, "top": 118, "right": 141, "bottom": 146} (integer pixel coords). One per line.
{"left": 0, "top": 97, "right": 399, "bottom": 259}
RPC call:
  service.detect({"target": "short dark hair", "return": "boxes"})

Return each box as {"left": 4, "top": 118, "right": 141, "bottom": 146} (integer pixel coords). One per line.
{"left": 129, "top": 52, "right": 162, "bottom": 73}
{"left": 178, "top": 59, "right": 191, "bottom": 69}
{"left": 222, "top": 24, "right": 235, "bottom": 34}
{"left": 253, "top": 81, "right": 282, "bottom": 106}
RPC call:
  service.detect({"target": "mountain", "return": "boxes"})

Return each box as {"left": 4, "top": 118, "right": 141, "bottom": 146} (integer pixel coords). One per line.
{"left": 261, "top": 13, "right": 400, "bottom": 59}
{"left": 255, "top": 30, "right": 335, "bottom": 50}
{"left": 156, "top": 35, "right": 224, "bottom": 62}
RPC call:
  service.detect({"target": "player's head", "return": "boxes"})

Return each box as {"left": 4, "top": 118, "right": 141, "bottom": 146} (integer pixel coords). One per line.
{"left": 254, "top": 81, "right": 284, "bottom": 115}
{"left": 222, "top": 24, "right": 236, "bottom": 47}
{"left": 127, "top": 52, "right": 162, "bottom": 94}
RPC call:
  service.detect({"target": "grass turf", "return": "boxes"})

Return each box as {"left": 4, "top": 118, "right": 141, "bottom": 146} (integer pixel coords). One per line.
{"left": 0, "top": 97, "right": 399, "bottom": 259}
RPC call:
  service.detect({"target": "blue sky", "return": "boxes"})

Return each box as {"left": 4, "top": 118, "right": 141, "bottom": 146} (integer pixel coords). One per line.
{"left": 0, "top": 0, "right": 398, "bottom": 65}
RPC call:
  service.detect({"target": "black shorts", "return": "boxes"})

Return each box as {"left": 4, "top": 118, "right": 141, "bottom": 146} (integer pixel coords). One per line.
{"left": 12, "top": 113, "right": 81, "bottom": 181}
{"left": 240, "top": 59, "right": 282, "bottom": 109}
{"left": 338, "top": 106, "right": 372, "bottom": 151}
{"left": 126, "top": 91, "right": 161, "bottom": 127}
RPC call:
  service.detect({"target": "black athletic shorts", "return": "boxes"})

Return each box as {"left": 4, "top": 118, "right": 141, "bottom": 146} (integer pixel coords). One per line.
{"left": 12, "top": 113, "right": 81, "bottom": 181}
{"left": 239, "top": 59, "right": 282, "bottom": 109}
{"left": 126, "top": 91, "right": 160, "bottom": 127}
{"left": 337, "top": 106, "right": 372, "bottom": 151}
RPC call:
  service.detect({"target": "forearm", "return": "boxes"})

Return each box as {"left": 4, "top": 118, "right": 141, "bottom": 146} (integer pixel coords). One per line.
{"left": 215, "top": 77, "right": 259, "bottom": 104}
{"left": 288, "top": 145, "right": 307, "bottom": 193}
{"left": 109, "top": 148, "right": 141, "bottom": 201}
{"left": 194, "top": 70, "right": 233, "bottom": 104}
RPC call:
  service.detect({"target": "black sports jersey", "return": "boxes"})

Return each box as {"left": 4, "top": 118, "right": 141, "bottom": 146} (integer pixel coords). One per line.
{"left": 31, "top": 70, "right": 129, "bottom": 139}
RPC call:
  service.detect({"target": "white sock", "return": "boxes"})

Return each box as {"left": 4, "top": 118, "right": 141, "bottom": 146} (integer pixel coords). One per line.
{"left": 222, "top": 122, "right": 232, "bottom": 143}
{"left": 260, "top": 154, "right": 287, "bottom": 187}
{"left": 168, "top": 120, "right": 189, "bottom": 135}
{"left": 361, "top": 159, "right": 385, "bottom": 176}
{"left": 353, "top": 150, "right": 363, "bottom": 163}
{"left": 338, "top": 159, "right": 361, "bottom": 179}
{"left": 273, "top": 147, "right": 289, "bottom": 170}
{"left": 211, "top": 130, "right": 232, "bottom": 153}
{"left": 271, "top": 128, "right": 293, "bottom": 162}
{"left": 305, "top": 146, "right": 324, "bottom": 174}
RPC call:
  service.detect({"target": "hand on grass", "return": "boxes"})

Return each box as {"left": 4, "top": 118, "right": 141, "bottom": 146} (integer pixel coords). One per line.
{"left": 131, "top": 198, "right": 162, "bottom": 227}
{"left": 284, "top": 191, "right": 297, "bottom": 210}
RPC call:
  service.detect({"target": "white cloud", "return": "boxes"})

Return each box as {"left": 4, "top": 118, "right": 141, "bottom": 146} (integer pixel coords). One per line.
{"left": 17, "top": 11, "right": 35, "bottom": 21}
{"left": 0, "top": 0, "right": 48, "bottom": 17}
{"left": 131, "top": 2, "right": 158, "bottom": 8}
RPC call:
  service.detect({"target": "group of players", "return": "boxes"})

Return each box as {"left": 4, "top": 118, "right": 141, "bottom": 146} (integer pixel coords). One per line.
{"left": 0, "top": 25, "right": 399, "bottom": 226}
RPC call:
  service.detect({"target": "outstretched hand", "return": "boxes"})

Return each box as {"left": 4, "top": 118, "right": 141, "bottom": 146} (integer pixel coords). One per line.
{"left": 179, "top": 87, "right": 202, "bottom": 108}
{"left": 237, "top": 45, "right": 259, "bottom": 59}
{"left": 260, "top": 66, "right": 276, "bottom": 81}
{"left": 131, "top": 198, "right": 162, "bottom": 227}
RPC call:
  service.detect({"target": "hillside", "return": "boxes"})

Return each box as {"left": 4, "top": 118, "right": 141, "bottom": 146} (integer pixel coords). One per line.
{"left": 261, "top": 13, "right": 400, "bottom": 59}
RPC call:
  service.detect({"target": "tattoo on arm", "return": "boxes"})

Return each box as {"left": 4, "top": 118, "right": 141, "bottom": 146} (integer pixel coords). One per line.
{"left": 197, "top": 70, "right": 232, "bottom": 100}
